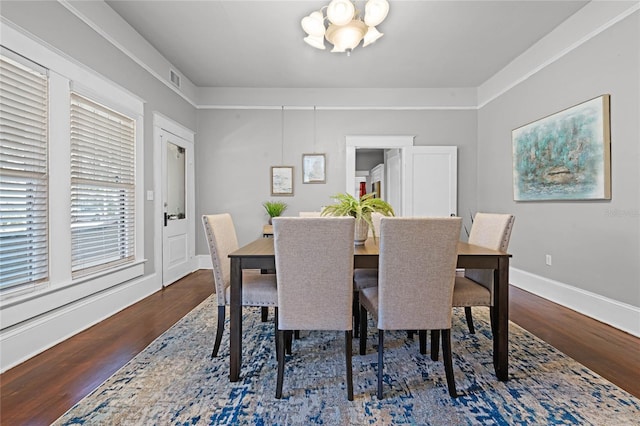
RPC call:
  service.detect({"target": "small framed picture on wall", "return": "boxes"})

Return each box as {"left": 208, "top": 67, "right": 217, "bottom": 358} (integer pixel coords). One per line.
{"left": 271, "top": 166, "right": 294, "bottom": 196}
{"left": 302, "top": 154, "right": 326, "bottom": 184}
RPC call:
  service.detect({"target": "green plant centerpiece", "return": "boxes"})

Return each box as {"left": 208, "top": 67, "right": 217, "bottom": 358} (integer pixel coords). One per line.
{"left": 321, "top": 192, "right": 394, "bottom": 245}
{"left": 262, "top": 200, "right": 288, "bottom": 224}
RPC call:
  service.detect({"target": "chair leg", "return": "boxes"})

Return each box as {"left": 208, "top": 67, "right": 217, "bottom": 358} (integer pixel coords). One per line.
{"left": 274, "top": 307, "right": 279, "bottom": 356}
{"left": 211, "top": 305, "right": 226, "bottom": 358}
{"left": 377, "top": 330, "right": 385, "bottom": 399}
{"left": 294, "top": 330, "right": 300, "bottom": 339}
{"left": 419, "top": 330, "right": 427, "bottom": 354}
{"left": 261, "top": 306, "right": 269, "bottom": 322}
{"left": 359, "top": 304, "right": 368, "bottom": 355}
{"left": 276, "top": 330, "right": 286, "bottom": 399}
{"left": 441, "top": 329, "right": 458, "bottom": 398}
{"left": 345, "top": 330, "right": 354, "bottom": 401}
{"left": 285, "top": 330, "right": 292, "bottom": 355}
{"left": 407, "top": 330, "right": 415, "bottom": 339}
{"left": 353, "top": 291, "right": 360, "bottom": 338}
{"left": 464, "top": 307, "right": 475, "bottom": 334}
{"left": 489, "top": 306, "right": 496, "bottom": 335}
{"left": 430, "top": 330, "right": 440, "bottom": 361}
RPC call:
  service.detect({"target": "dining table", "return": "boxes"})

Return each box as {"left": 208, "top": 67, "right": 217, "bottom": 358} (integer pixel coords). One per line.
{"left": 228, "top": 236, "right": 511, "bottom": 383}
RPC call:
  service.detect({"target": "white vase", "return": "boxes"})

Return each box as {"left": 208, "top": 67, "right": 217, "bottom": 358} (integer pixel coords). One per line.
{"left": 354, "top": 218, "right": 369, "bottom": 246}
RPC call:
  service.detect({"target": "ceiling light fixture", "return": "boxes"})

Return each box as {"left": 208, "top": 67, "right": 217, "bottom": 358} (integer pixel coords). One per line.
{"left": 301, "top": 0, "right": 389, "bottom": 56}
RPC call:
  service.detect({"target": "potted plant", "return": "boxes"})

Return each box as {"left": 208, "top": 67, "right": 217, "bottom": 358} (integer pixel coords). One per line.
{"left": 321, "top": 192, "right": 394, "bottom": 245}
{"left": 262, "top": 200, "right": 288, "bottom": 224}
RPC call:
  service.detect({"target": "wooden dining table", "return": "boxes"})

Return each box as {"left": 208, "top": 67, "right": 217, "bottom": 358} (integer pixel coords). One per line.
{"left": 228, "top": 237, "right": 511, "bottom": 383}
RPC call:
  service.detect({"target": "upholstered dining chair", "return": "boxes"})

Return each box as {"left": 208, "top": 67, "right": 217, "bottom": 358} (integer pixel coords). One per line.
{"left": 352, "top": 211, "right": 383, "bottom": 337}
{"left": 273, "top": 216, "right": 355, "bottom": 400}
{"left": 298, "top": 211, "right": 322, "bottom": 217}
{"left": 202, "top": 214, "right": 278, "bottom": 358}
{"left": 359, "top": 217, "right": 462, "bottom": 399}
{"left": 454, "top": 213, "right": 515, "bottom": 334}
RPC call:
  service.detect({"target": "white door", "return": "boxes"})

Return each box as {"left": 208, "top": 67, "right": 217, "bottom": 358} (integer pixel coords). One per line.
{"left": 385, "top": 148, "right": 402, "bottom": 215}
{"left": 161, "top": 129, "right": 195, "bottom": 286}
{"left": 402, "top": 146, "right": 457, "bottom": 217}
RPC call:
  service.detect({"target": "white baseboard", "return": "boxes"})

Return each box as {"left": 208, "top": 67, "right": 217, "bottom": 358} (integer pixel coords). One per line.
{"left": 0, "top": 273, "right": 161, "bottom": 373}
{"left": 510, "top": 268, "right": 640, "bottom": 337}
{"left": 198, "top": 254, "right": 212, "bottom": 270}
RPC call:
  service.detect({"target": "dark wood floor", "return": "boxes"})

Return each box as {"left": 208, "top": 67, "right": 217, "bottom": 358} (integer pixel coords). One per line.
{"left": 1, "top": 270, "right": 638, "bottom": 425}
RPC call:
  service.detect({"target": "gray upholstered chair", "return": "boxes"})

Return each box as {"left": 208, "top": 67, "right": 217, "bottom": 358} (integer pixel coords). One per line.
{"left": 454, "top": 213, "right": 515, "bottom": 334}
{"left": 202, "top": 214, "right": 278, "bottom": 358}
{"left": 352, "top": 211, "right": 383, "bottom": 336}
{"left": 359, "top": 217, "right": 462, "bottom": 399}
{"left": 273, "top": 216, "right": 355, "bottom": 400}
{"left": 298, "top": 211, "right": 322, "bottom": 217}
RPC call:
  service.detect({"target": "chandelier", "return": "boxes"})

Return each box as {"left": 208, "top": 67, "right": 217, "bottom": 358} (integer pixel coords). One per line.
{"left": 301, "top": 0, "right": 390, "bottom": 55}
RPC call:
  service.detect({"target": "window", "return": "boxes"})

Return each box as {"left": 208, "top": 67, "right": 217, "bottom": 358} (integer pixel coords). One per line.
{"left": 0, "top": 52, "right": 49, "bottom": 290}
{"left": 70, "top": 93, "right": 135, "bottom": 277}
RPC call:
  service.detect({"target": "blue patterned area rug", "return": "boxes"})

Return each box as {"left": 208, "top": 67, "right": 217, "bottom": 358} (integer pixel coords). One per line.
{"left": 55, "top": 295, "right": 639, "bottom": 425}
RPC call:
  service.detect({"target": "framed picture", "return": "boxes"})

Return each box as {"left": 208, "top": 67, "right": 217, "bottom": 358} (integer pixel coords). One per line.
{"left": 302, "top": 154, "right": 326, "bottom": 184}
{"left": 512, "top": 95, "right": 611, "bottom": 201}
{"left": 271, "top": 166, "right": 294, "bottom": 196}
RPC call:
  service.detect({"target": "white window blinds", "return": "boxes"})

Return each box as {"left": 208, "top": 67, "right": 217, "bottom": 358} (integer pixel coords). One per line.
{"left": 70, "top": 93, "right": 135, "bottom": 277}
{"left": 0, "top": 52, "right": 49, "bottom": 290}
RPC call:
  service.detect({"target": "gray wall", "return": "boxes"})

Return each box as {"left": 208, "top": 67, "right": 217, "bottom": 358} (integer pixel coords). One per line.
{"left": 477, "top": 11, "right": 639, "bottom": 306}
{"left": 196, "top": 108, "right": 477, "bottom": 248}
{"left": 1, "top": 1, "right": 198, "bottom": 275}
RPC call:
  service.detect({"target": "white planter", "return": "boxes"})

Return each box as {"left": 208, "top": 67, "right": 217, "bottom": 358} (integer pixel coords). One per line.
{"left": 354, "top": 219, "right": 369, "bottom": 246}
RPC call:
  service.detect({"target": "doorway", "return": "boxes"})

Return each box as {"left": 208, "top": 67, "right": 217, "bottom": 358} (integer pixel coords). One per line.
{"left": 154, "top": 114, "right": 196, "bottom": 287}
{"left": 346, "top": 135, "right": 457, "bottom": 217}
{"left": 346, "top": 135, "right": 413, "bottom": 215}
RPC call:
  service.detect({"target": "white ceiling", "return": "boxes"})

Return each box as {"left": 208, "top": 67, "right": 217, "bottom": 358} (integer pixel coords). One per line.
{"left": 105, "top": 0, "right": 588, "bottom": 89}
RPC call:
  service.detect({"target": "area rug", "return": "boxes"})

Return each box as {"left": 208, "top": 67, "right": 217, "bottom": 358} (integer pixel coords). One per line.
{"left": 54, "top": 296, "right": 639, "bottom": 425}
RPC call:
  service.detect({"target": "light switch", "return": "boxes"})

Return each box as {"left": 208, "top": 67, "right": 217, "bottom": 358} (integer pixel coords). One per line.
{"left": 146, "top": 190, "right": 154, "bottom": 201}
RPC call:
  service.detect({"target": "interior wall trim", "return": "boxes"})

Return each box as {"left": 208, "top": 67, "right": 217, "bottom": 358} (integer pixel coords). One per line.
{"left": 510, "top": 267, "right": 640, "bottom": 338}
{"left": 196, "top": 105, "right": 478, "bottom": 111}
{"left": 55, "top": 1, "right": 639, "bottom": 111}
{"left": 478, "top": 2, "right": 640, "bottom": 108}
{"left": 57, "top": 0, "right": 198, "bottom": 108}
{"left": 0, "top": 273, "right": 161, "bottom": 373}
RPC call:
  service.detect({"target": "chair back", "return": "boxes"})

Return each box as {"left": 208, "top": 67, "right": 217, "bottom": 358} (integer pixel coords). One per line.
{"left": 299, "top": 211, "right": 322, "bottom": 217}
{"left": 273, "top": 217, "right": 355, "bottom": 331}
{"left": 465, "top": 213, "right": 515, "bottom": 291}
{"left": 202, "top": 214, "right": 239, "bottom": 305}
{"left": 377, "top": 217, "right": 461, "bottom": 331}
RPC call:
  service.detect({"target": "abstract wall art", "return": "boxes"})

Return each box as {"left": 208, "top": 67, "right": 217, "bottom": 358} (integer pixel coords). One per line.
{"left": 512, "top": 95, "right": 611, "bottom": 201}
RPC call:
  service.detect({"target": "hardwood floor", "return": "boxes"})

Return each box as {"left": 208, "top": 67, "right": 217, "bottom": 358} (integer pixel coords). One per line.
{"left": 1, "top": 272, "right": 638, "bottom": 425}
{"left": 508, "top": 285, "right": 640, "bottom": 398}
{"left": 0, "top": 270, "right": 213, "bottom": 426}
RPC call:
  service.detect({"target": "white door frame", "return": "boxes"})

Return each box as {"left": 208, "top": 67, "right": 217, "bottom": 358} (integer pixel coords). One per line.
{"left": 345, "top": 135, "right": 414, "bottom": 214}
{"left": 153, "top": 113, "right": 196, "bottom": 286}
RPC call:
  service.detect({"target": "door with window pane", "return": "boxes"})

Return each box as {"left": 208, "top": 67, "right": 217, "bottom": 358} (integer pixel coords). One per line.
{"left": 161, "top": 129, "right": 194, "bottom": 286}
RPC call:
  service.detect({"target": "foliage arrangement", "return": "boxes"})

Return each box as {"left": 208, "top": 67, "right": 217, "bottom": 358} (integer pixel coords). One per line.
{"left": 321, "top": 192, "right": 394, "bottom": 239}
{"left": 262, "top": 200, "right": 288, "bottom": 218}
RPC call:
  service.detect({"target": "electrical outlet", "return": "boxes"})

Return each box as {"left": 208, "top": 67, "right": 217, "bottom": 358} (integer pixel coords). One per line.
{"left": 545, "top": 254, "right": 552, "bottom": 266}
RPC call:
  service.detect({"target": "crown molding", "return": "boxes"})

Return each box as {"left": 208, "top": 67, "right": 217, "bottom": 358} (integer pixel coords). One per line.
{"left": 477, "top": 1, "right": 640, "bottom": 108}
{"left": 58, "top": 0, "right": 198, "bottom": 108}
{"left": 57, "top": 0, "right": 640, "bottom": 111}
